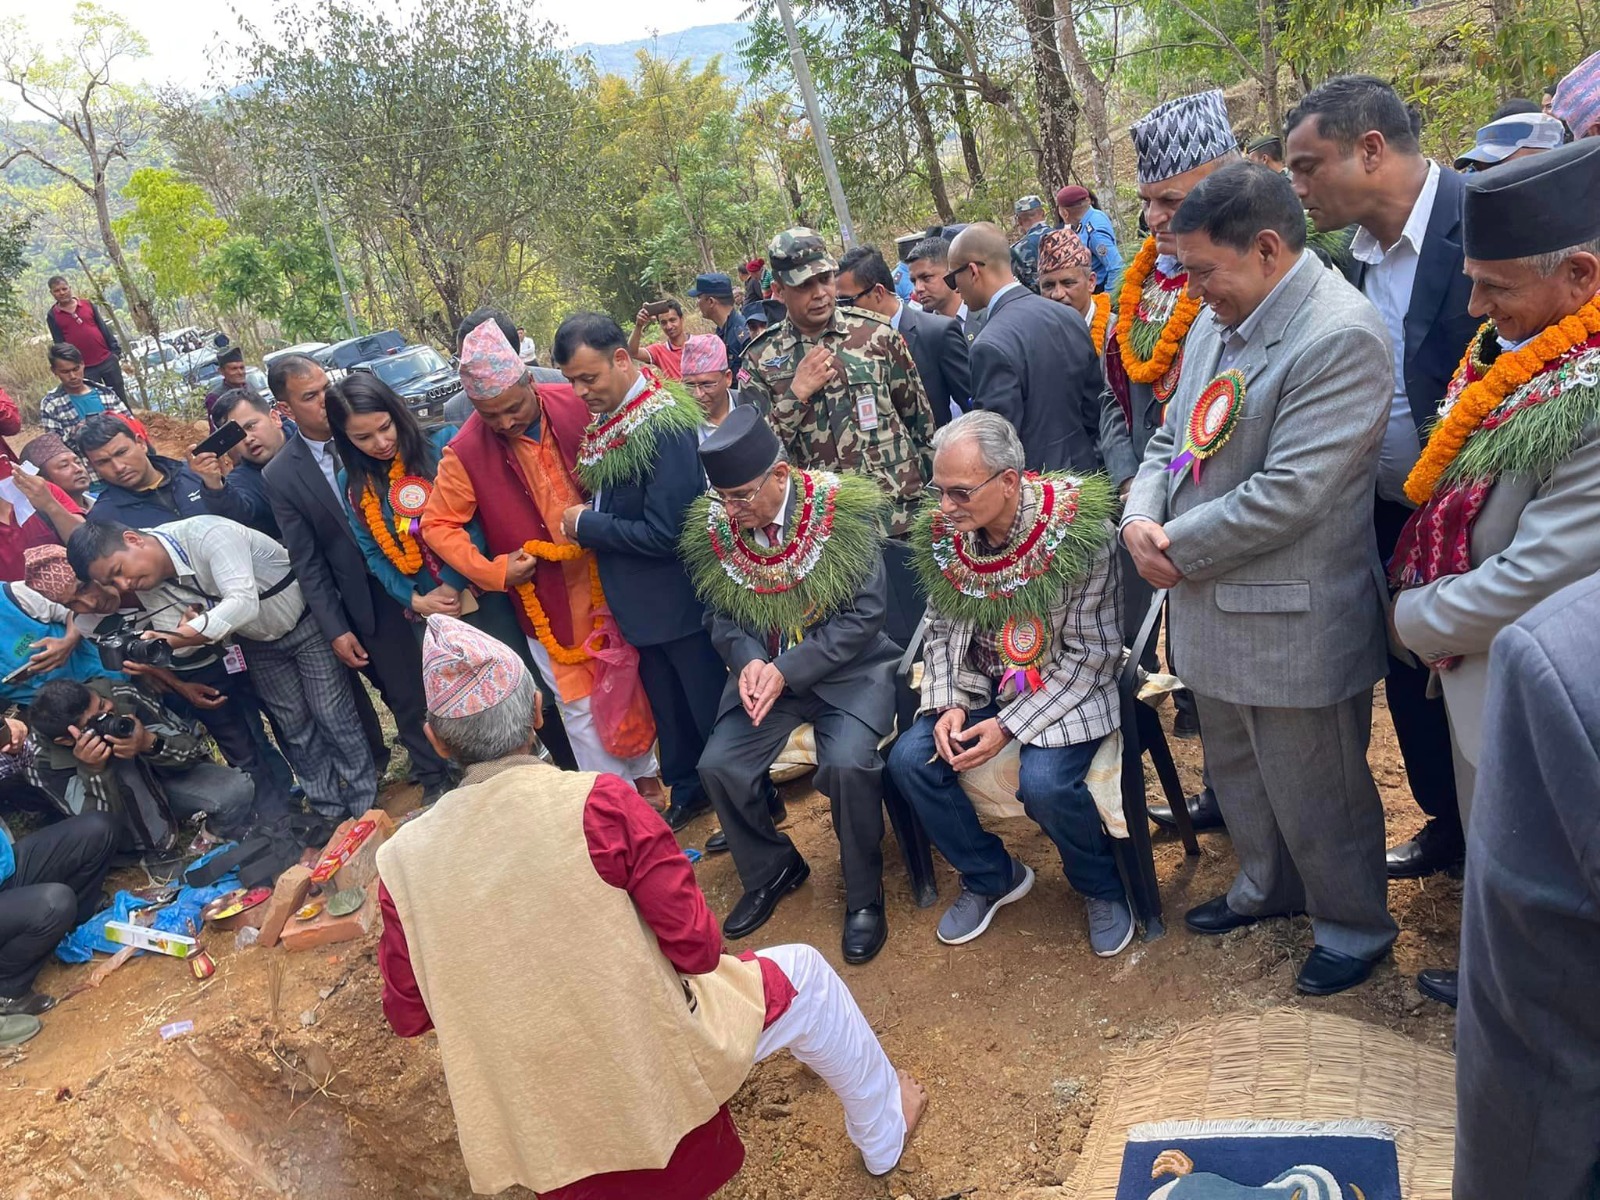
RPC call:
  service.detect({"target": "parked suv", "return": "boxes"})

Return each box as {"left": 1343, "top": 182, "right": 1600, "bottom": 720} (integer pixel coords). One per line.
{"left": 349, "top": 345, "right": 462, "bottom": 427}
{"left": 315, "top": 330, "right": 406, "bottom": 376}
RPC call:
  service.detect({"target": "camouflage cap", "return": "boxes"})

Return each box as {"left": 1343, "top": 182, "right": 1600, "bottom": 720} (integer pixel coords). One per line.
{"left": 1013, "top": 194, "right": 1046, "bottom": 214}
{"left": 767, "top": 227, "right": 838, "bottom": 286}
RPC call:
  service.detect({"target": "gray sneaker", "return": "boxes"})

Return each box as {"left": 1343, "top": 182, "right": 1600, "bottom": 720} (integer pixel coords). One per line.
{"left": 936, "top": 857, "right": 1035, "bottom": 945}
{"left": 1086, "top": 895, "right": 1135, "bottom": 957}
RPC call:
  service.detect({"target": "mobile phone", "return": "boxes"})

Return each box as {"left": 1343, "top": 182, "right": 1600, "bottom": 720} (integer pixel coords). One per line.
{"left": 643, "top": 300, "right": 676, "bottom": 317}
{"left": 194, "top": 421, "right": 246, "bottom": 458}
{"left": 1, "top": 662, "right": 33, "bottom": 687}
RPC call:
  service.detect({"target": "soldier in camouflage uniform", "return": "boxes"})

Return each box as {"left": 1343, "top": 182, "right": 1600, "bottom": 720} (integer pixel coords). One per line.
{"left": 1009, "top": 195, "right": 1051, "bottom": 292}
{"left": 740, "top": 227, "right": 936, "bottom": 646}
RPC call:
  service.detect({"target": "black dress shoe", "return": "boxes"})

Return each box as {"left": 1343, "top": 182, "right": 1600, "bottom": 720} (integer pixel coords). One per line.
{"left": 1297, "top": 946, "right": 1378, "bottom": 995}
{"left": 663, "top": 794, "right": 713, "bottom": 833}
{"left": 0, "top": 991, "right": 56, "bottom": 1016}
{"left": 705, "top": 829, "right": 729, "bottom": 854}
{"left": 842, "top": 900, "right": 887, "bottom": 964}
{"left": 1386, "top": 820, "right": 1466, "bottom": 879}
{"left": 1183, "top": 894, "right": 1262, "bottom": 935}
{"left": 1416, "top": 967, "right": 1459, "bottom": 1008}
{"left": 723, "top": 857, "right": 810, "bottom": 939}
{"left": 1149, "top": 787, "right": 1225, "bottom": 832}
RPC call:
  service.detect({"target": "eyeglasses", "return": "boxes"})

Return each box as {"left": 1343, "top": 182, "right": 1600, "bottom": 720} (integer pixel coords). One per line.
{"left": 711, "top": 466, "right": 776, "bottom": 507}
{"left": 942, "top": 261, "right": 984, "bottom": 290}
{"left": 836, "top": 286, "right": 872, "bottom": 307}
{"left": 683, "top": 378, "right": 726, "bottom": 393}
{"left": 923, "top": 470, "right": 1003, "bottom": 505}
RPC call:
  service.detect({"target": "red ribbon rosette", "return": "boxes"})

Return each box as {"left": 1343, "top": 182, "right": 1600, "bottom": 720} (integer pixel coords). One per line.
{"left": 1167, "top": 368, "right": 1246, "bottom": 483}
{"left": 389, "top": 476, "right": 433, "bottom": 519}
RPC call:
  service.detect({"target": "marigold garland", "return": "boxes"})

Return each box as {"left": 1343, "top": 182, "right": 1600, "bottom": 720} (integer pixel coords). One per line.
{"left": 1088, "top": 291, "right": 1111, "bottom": 355}
{"left": 512, "top": 539, "right": 608, "bottom": 665}
{"left": 1404, "top": 296, "right": 1600, "bottom": 505}
{"left": 1116, "top": 236, "right": 1203, "bottom": 384}
{"left": 360, "top": 457, "right": 423, "bottom": 576}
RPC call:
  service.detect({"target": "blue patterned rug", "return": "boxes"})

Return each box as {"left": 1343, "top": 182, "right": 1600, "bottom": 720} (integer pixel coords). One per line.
{"left": 1116, "top": 1119, "right": 1401, "bottom": 1199}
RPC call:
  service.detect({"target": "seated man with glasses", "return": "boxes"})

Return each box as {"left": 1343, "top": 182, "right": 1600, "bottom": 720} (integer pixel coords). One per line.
{"left": 886, "top": 412, "right": 1131, "bottom": 956}
{"left": 684, "top": 407, "right": 901, "bottom": 964}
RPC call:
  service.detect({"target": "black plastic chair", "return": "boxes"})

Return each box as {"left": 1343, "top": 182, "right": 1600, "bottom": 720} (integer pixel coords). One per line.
{"left": 888, "top": 615, "right": 939, "bottom": 908}
{"left": 1112, "top": 589, "right": 1200, "bottom": 941}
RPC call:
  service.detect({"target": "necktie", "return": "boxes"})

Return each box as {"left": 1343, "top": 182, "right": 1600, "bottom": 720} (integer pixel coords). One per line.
{"left": 763, "top": 522, "right": 782, "bottom": 546}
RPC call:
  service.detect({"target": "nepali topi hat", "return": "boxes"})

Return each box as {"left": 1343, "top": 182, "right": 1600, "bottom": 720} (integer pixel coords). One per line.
{"left": 699, "top": 405, "right": 781, "bottom": 490}
{"left": 1038, "top": 228, "right": 1092, "bottom": 275}
{"left": 1131, "top": 90, "right": 1239, "bottom": 185}
{"left": 1463, "top": 136, "right": 1600, "bottom": 261}
{"left": 458, "top": 319, "right": 526, "bottom": 403}
{"left": 422, "top": 615, "right": 530, "bottom": 720}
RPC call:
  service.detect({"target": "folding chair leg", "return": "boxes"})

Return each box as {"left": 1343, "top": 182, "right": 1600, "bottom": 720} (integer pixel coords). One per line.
{"left": 1139, "top": 704, "right": 1200, "bottom": 856}
{"left": 882, "top": 771, "right": 938, "bottom": 909}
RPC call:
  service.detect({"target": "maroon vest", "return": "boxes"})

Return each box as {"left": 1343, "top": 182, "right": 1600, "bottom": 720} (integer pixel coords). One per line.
{"left": 447, "top": 383, "right": 591, "bottom": 643}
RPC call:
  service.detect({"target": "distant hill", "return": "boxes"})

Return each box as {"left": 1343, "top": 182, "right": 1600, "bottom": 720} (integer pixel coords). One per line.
{"left": 569, "top": 22, "right": 751, "bottom": 81}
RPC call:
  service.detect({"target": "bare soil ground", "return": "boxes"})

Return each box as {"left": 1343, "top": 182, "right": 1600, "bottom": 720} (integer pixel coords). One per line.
{"left": 0, "top": 694, "right": 1460, "bottom": 1200}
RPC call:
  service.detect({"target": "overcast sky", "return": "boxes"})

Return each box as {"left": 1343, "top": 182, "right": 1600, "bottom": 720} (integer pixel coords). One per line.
{"left": 0, "top": 0, "right": 747, "bottom": 94}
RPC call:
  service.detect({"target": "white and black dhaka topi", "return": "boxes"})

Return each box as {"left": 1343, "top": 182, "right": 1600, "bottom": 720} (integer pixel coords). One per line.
{"left": 1130, "top": 90, "right": 1239, "bottom": 185}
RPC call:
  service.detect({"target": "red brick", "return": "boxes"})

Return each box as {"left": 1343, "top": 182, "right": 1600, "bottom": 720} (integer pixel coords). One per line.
{"left": 255, "top": 865, "right": 314, "bottom": 949}
{"left": 278, "top": 881, "right": 380, "bottom": 952}
{"left": 332, "top": 809, "right": 396, "bottom": 893}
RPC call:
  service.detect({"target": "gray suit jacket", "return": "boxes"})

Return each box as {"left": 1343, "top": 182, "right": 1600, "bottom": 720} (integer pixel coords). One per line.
{"left": 897, "top": 302, "right": 971, "bottom": 427}
{"left": 1124, "top": 256, "right": 1393, "bottom": 708}
{"left": 970, "top": 285, "right": 1103, "bottom": 474}
{"left": 1394, "top": 418, "right": 1600, "bottom": 765}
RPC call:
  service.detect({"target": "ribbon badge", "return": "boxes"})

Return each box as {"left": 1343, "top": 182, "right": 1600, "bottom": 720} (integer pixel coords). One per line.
{"left": 389, "top": 476, "right": 433, "bottom": 520}
{"left": 1167, "top": 368, "right": 1245, "bottom": 483}
{"left": 999, "top": 613, "right": 1048, "bottom": 698}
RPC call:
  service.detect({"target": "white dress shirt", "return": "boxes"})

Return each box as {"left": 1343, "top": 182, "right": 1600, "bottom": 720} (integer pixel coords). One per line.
{"left": 302, "top": 434, "right": 342, "bottom": 500}
{"left": 752, "top": 486, "right": 793, "bottom": 549}
{"left": 1215, "top": 252, "right": 1312, "bottom": 372}
{"left": 1351, "top": 161, "right": 1441, "bottom": 503}
{"left": 142, "top": 516, "right": 307, "bottom": 642}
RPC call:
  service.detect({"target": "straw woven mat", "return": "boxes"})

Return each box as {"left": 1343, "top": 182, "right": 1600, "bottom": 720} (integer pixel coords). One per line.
{"left": 1058, "top": 1007, "right": 1456, "bottom": 1200}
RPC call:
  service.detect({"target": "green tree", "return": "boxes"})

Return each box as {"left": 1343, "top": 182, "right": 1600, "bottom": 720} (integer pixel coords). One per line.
{"left": 114, "top": 167, "right": 228, "bottom": 309}
{"left": 0, "top": 214, "right": 30, "bottom": 333}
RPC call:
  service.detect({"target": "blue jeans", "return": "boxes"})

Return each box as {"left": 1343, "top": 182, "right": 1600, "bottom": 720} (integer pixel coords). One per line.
{"left": 886, "top": 705, "right": 1123, "bottom": 901}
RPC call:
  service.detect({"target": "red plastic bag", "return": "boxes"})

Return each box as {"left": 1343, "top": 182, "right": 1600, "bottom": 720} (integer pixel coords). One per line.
{"left": 582, "top": 613, "right": 657, "bottom": 760}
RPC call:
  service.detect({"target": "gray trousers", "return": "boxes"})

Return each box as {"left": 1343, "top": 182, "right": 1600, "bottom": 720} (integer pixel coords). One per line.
{"left": 239, "top": 615, "right": 378, "bottom": 821}
{"left": 1196, "top": 690, "right": 1398, "bottom": 961}
{"left": 698, "top": 694, "right": 885, "bottom": 910}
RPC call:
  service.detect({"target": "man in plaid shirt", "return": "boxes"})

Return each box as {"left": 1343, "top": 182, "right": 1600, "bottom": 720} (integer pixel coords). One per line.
{"left": 886, "top": 412, "right": 1130, "bottom": 956}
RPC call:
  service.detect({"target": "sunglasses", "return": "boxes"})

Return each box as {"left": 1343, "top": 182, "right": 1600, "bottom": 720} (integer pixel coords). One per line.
{"left": 942, "top": 261, "right": 984, "bottom": 290}
{"left": 836, "top": 286, "right": 872, "bottom": 307}
{"left": 923, "top": 470, "right": 1003, "bottom": 505}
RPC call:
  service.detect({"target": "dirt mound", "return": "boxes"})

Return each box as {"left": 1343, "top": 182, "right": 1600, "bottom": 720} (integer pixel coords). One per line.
{"left": 134, "top": 411, "right": 211, "bottom": 458}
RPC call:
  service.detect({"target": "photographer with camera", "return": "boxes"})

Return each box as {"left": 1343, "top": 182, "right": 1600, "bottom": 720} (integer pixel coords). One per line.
{"left": 65, "top": 516, "right": 377, "bottom": 829}
{"left": 25, "top": 676, "right": 255, "bottom": 853}
{"left": 22, "top": 545, "right": 297, "bottom": 815}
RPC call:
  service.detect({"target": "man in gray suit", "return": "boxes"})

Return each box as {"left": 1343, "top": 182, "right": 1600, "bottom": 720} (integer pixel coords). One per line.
{"left": 947, "top": 222, "right": 1104, "bottom": 474}
{"left": 836, "top": 246, "right": 971, "bottom": 428}
{"left": 1122, "top": 163, "right": 1398, "bottom": 996}
{"left": 1454, "top": 573, "right": 1600, "bottom": 1200}
{"left": 1390, "top": 138, "right": 1600, "bottom": 1008}
{"left": 691, "top": 407, "right": 901, "bottom": 964}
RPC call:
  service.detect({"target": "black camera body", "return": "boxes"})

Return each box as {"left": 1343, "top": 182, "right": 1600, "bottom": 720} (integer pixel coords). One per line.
{"left": 89, "top": 614, "right": 175, "bottom": 673}
{"left": 87, "top": 711, "right": 138, "bottom": 740}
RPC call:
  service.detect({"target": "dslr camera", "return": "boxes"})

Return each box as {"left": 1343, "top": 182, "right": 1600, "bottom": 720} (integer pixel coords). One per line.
{"left": 88, "top": 615, "right": 174, "bottom": 673}
{"left": 86, "top": 710, "right": 138, "bottom": 740}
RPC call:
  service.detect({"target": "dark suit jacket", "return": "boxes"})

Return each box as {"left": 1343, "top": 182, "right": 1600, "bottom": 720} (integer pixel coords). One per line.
{"left": 705, "top": 536, "right": 899, "bottom": 736}
{"left": 262, "top": 434, "right": 378, "bottom": 642}
{"left": 970, "top": 285, "right": 1103, "bottom": 474}
{"left": 575, "top": 422, "right": 708, "bottom": 647}
{"left": 897, "top": 303, "right": 971, "bottom": 428}
{"left": 1344, "top": 166, "right": 1478, "bottom": 434}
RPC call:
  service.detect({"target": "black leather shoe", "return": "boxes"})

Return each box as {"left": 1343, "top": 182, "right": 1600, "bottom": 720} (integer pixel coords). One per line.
{"left": 1297, "top": 946, "right": 1378, "bottom": 995}
{"left": 1149, "top": 787, "right": 1225, "bottom": 832}
{"left": 723, "top": 857, "right": 810, "bottom": 939}
{"left": 0, "top": 991, "right": 56, "bottom": 1016}
{"left": 1416, "top": 968, "right": 1459, "bottom": 1008}
{"left": 663, "top": 794, "right": 713, "bottom": 833}
{"left": 1386, "top": 820, "right": 1466, "bottom": 879}
{"left": 1183, "top": 894, "right": 1262, "bottom": 935}
{"left": 842, "top": 900, "right": 887, "bottom": 964}
{"left": 705, "top": 829, "right": 729, "bottom": 854}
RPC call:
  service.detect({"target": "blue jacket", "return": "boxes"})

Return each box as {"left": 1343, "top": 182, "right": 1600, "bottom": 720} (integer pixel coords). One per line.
{"left": 202, "top": 459, "right": 279, "bottom": 538}
{"left": 0, "top": 582, "right": 109, "bottom": 707}
{"left": 341, "top": 426, "right": 476, "bottom": 611}
{"left": 575, "top": 419, "right": 708, "bottom": 648}
{"left": 88, "top": 455, "right": 263, "bottom": 533}
{"left": 1077, "top": 208, "right": 1124, "bottom": 292}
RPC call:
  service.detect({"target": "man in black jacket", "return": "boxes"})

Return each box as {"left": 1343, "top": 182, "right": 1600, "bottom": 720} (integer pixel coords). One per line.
{"left": 79, "top": 415, "right": 264, "bottom": 533}
{"left": 1287, "top": 75, "right": 1479, "bottom": 883}
{"left": 836, "top": 246, "right": 971, "bottom": 428}
{"left": 554, "top": 313, "right": 724, "bottom": 830}
{"left": 261, "top": 354, "right": 452, "bottom": 802}
{"left": 947, "top": 223, "right": 1104, "bottom": 474}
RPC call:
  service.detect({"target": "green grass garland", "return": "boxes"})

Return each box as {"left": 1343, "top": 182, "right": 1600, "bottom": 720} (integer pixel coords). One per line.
{"left": 576, "top": 379, "right": 703, "bottom": 494}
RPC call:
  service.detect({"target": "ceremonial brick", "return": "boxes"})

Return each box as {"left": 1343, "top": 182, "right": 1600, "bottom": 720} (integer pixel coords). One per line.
{"left": 279, "top": 881, "right": 380, "bottom": 952}
{"left": 255, "top": 865, "right": 314, "bottom": 949}
{"left": 315, "top": 809, "right": 396, "bottom": 894}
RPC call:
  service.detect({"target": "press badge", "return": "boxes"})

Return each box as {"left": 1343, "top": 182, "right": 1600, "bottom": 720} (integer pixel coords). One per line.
{"left": 222, "top": 645, "right": 247, "bottom": 674}
{"left": 854, "top": 390, "right": 879, "bottom": 431}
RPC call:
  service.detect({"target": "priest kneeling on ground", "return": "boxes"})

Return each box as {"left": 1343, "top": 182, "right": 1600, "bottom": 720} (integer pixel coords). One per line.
{"left": 376, "top": 615, "right": 925, "bottom": 1198}
{"left": 688, "top": 407, "right": 902, "bottom": 963}
{"left": 886, "top": 411, "right": 1132, "bottom": 956}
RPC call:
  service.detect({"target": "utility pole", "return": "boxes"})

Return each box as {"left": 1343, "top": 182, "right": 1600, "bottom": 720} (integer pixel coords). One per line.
{"left": 307, "top": 156, "right": 360, "bottom": 337}
{"left": 774, "top": 0, "right": 856, "bottom": 248}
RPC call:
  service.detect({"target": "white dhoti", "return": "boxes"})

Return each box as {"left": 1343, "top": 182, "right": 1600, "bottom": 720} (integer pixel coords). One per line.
{"left": 753, "top": 943, "right": 908, "bottom": 1175}
{"left": 525, "top": 635, "right": 659, "bottom": 781}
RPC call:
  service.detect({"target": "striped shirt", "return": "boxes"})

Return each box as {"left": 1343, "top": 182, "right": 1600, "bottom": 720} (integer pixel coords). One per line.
{"left": 134, "top": 516, "right": 306, "bottom": 643}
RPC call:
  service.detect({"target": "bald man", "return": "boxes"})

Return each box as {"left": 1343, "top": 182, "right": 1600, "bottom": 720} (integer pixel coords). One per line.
{"left": 946, "top": 223, "right": 1103, "bottom": 474}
